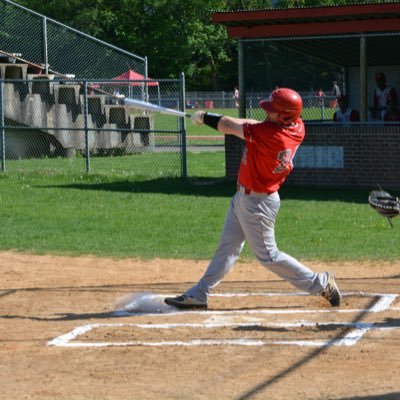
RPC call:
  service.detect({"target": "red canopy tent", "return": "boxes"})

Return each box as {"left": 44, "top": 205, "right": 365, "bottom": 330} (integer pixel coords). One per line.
{"left": 112, "top": 70, "right": 159, "bottom": 86}
{"left": 111, "top": 69, "right": 159, "bottom": 101}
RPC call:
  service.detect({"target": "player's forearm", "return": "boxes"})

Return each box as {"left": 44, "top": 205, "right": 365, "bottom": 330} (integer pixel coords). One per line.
{"left": 215, "top": 115, "right": 258, "bottom": 138}
{"left": 217, "top": 116, "right": 246, "bottom": 138}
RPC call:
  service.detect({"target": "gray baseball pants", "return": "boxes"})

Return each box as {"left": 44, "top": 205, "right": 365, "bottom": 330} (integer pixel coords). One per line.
{"left": 186, "top": 190, "right": 329, "bottom": 303}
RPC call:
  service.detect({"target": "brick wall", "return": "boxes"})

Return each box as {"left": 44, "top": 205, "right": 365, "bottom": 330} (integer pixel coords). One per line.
{"left": 225, "top": 124, "right": 400, "bottom": 190}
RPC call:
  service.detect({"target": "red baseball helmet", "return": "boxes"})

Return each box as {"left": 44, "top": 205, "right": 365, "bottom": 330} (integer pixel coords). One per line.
{"left": 260, "top": 88, "right": 303, "bottom": 125}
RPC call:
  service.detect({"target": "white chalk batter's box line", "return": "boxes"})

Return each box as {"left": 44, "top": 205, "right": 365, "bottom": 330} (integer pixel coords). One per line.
{"left": 47, "top": 292, "right": 399, "bottom": 348}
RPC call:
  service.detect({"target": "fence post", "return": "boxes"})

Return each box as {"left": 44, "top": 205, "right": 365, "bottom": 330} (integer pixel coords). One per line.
{"left": 83, "top": 81, "right": 90, "bottom": 173}
{"left": 42, "top": 16, "right": 49, "bottom": 74}
{"left": 144, "top": 56, "right": 149, "bottom": 103}
{"left": 179, "top": 72, "right": 187, "bottom": 179}
{"left": 249, "top": 89, "right": 253, "bottom": 119}
{"left": 360, "top": 35, "right": 367, "bottom": 122}
{"left": 238, "top": 39, "right": 245, "bottom": 118}
{"left": 0, "top": 80, "right": 4, "bottom": 173}
{"left": 320, "top": 101, "right": 325, "bottom": 120}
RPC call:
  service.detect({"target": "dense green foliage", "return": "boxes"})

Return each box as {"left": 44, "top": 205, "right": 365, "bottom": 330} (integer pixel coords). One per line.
{"left": 13, "top": 0, "right": 394, "bottom": 90}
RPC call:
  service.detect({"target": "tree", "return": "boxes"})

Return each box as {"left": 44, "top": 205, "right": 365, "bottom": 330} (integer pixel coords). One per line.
{"left": 14, "top": 0, "right": 239, "bottom": 89}
{"left": 12, "top": 0, "right": 393, "bottom": 89}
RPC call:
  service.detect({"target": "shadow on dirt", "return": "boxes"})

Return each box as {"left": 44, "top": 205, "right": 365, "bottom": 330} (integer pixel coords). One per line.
{"left": 337, "top": 394, "right": 400, "bottom": 400}
{"left": 235, "top": 297, "right": 378, "bottom": 400}
{"left": 1, "top": 311, "right": 123, "bottom": 321}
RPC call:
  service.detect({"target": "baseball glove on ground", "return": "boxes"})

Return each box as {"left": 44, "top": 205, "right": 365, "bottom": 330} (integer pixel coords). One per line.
{"left": 368, "top": 189, "right": 400, "bottom": 226}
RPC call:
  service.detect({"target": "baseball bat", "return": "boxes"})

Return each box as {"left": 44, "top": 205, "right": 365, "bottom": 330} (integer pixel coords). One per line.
{"left": 123, "top": 98, "right": 189, "bottom": 117}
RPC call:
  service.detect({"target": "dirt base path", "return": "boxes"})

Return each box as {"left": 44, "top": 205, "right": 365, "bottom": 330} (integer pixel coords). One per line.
{"left": 0, "top": 252, "right": 399, "bottom": 400}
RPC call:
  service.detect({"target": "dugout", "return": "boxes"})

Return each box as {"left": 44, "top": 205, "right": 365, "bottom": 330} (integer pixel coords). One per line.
{"left": 212, "top": 2, "right": 400, "bottom": 190}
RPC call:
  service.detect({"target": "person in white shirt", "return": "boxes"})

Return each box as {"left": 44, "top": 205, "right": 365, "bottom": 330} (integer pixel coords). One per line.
{"left": 333, "top": 95, "right": 360, "bottom": 124}
{"left": 369, "top": 72, "right": 398, "bottom": 120}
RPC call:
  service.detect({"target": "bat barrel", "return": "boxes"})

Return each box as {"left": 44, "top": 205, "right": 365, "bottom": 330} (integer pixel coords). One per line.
{"left": 123, "top": 98, "right": 188, "bottom": 117}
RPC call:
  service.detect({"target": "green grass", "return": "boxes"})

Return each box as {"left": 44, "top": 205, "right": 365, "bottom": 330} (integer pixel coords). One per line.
{"left": 0, "top": 154, "right": 399, "bottom": 261}
{"left": 154, "top": 106, "right": 337, "bottom": 139}
{"left": 152, "top": 104, "right": 338, "bottom": 157}
{"left": 3, "top": 150, "right": 226, "bottom": 179}
{"left": 154, "top": 108, "right": 239, "bottom": 137}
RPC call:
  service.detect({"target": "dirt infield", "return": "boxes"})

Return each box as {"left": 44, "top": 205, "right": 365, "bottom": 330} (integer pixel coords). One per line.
{"left": 1, "top": 251, "right": 399, "bottom": 400}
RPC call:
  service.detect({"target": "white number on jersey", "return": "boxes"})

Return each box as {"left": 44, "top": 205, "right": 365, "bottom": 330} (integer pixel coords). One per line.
{"left": 273, "top": 147, "right": 298, "bottom": 174}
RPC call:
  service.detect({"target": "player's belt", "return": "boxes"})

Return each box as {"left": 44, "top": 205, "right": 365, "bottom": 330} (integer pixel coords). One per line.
{"left": 237, "top": 183, "right": 274, "bottom": 198}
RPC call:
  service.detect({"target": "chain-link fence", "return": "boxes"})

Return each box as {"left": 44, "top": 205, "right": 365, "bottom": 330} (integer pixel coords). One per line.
{"left": 0, "top": 0, "right": 146, "bottom": 78}
{"left": 0, "top": 0, "right": 226, "bottom": 180}
{"left": 0, "top": 0, "right": 190, "bottom": 179}
{"left": 186, "top": 90, "right": 332, "bottom": 121}
{"left": 241, "top": 33, "right": 400, "bottom": 124}
{"left": 0, "top": 75, "right": 188, "bottom": 178}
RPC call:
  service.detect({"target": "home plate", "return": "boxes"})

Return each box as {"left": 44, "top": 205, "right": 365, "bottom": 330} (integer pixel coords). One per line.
{"left": 115, "top": 291, "right": 173, "bottom": 314}
{"left": 48, "top": 292, "right": 399, "bottom": 348}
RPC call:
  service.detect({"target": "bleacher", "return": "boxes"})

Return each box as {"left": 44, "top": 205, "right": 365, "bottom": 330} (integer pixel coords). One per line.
{"left": 0, "top": 50, "right": 154, "bottom": 159}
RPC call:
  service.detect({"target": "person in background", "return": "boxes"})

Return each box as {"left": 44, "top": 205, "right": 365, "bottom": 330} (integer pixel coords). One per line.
{"left": 331, "top": 79, "right": 341, "bottom": 108}
{"left": 369, "top": 71, "right": 398, "bottom": 120}
{"left": 233, "top": 86, "right": 239, "bottom": 108}
{"left": 164, "top": 87, "right": 341, "bottom": 310}
{"left": 383, "top": 98, "right": 400, "bottom": 124}
{"left": 333, "top": 95, "right": 360, "bottom": 123}
{"left": 113, "top": 89, "right": 124, "bottom": 105}
{"left": 316, "top": 88, "right": 325, "bottom": 108}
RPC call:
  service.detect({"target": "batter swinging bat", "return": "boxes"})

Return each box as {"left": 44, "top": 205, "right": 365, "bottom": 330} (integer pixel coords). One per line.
{"left": 123, "top": 98, "right": 189, "bottom": 117}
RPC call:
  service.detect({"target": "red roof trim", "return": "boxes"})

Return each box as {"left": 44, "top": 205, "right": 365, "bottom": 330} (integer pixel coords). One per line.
{"left": 228, "top": 18, "right": 400, "bottom": 38}
{"left": 212, "top": 3, "right": 400, "bottom": 24}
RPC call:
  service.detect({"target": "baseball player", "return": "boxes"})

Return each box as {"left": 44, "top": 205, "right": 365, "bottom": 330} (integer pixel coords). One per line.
{"left": 165, "top": 88, "right": 341, "bottom": 309}
{"left": 369, "top": 71, "right": 398, "bottom": 120}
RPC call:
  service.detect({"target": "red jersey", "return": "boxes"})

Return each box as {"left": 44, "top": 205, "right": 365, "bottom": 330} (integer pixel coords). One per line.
{"left": 238, "top": 119, "right": 305, "bottom": 193}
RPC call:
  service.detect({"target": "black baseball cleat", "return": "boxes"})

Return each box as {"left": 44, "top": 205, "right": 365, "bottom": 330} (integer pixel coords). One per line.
{"left": 164, "top": 294, "right": 208, "bottom": 309}
{"left": 321, "top": 272, "right": 342, "bottom": 307}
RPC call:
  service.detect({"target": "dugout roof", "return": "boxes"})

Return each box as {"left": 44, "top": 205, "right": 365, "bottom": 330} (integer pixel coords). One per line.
{"left": 212, "top": 2, "right": 400, "bottom": 67}
{"left": 212, "top": 2, "right": 400, "bottom": 121}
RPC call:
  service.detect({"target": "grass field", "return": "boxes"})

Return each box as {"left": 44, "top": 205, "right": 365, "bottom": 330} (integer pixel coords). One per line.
{"left": 2, "top": 150, "right": 225, "bottom": 178}
{"left": 0, "top": 152, "right": 398, "bottom": 261}
{"left": 155, "top": 106, "right": 337, "bottom": 138}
